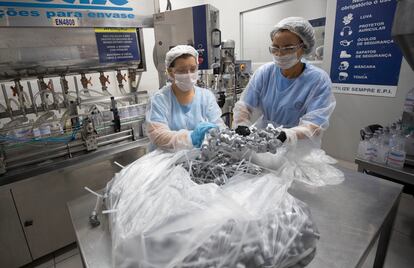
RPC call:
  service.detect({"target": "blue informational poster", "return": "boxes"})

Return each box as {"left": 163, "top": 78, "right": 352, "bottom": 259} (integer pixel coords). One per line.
{"left": 95, "top": 28, "right": 140, "bottom": 63}
{"left": 330, "top": 0, "right": 403, "bottom": 97}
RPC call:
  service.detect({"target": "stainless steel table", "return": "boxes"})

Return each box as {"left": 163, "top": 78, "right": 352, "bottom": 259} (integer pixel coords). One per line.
{"left": 355, "top": 157, "right": 414, "bottom": 189}
{"left": 68, "top": 166, "right": 402, "bottom": 268}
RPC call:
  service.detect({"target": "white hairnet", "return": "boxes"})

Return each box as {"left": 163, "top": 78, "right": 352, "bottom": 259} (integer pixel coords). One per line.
{"left": 270, "top": 17, "right": 315, "bottom": 55}
{"left": 165, "top": 45, "right": 199, "bottom": 68}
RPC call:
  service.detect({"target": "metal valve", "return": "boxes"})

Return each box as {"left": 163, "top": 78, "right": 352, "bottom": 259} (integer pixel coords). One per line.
{"left": 116, "top": 70, "right": 127, "bottom": 85}
{"left": 80, "top": 73, "right": 93, "bottom": 89}
{"left": 99, "top": 71, "right": 110, "bottom": 91}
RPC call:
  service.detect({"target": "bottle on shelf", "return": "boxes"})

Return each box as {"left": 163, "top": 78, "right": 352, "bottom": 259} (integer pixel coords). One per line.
{"left": 387, "top": 128, "right": 406, "bottom": 169}
{"left": 370, "top": 132, "right": 380, "bottom": 162}
{"left": 405, "top": 131, "right": 414, "bottom": 156}
{"left": 374, "top": 129, "right": 390, "bottom": 165}
{"left": 403, "top": 87, "right": 414, "bottom": 112}
{"left": 357, "top": 133, "right": 373, "bottom": 160}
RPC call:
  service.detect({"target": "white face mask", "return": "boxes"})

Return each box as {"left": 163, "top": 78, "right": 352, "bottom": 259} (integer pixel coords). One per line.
{"left": 174, "top": 72, "right": 198, "bottom": 91}
{"left": 273, "top": 53, "right": 300, "bottom": 70}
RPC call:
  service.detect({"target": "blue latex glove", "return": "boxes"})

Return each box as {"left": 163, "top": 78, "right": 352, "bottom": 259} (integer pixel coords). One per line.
{"left": 191, "top": 122, "right": 218, "bottom": 148}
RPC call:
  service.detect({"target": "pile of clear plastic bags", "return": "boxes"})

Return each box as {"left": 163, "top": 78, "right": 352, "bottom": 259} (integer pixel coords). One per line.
{"left": 250, "top": 144, "right": 345, "bottom": 187}
{"left": 105, "top": 127, "right": 344, "bottom": 268}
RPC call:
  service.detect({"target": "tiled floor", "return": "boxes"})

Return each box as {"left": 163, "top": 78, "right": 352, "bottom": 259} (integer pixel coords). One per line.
{"left": 32, "top": 244, "right": 82, "bottom": 268}
{"left": 31, "top": 160, "right": 413, "bottom": 268}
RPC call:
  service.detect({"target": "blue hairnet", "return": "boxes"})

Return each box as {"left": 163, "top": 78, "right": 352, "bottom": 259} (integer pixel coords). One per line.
{"left": 270, "top": 17, "right": 315, "bottom": 55}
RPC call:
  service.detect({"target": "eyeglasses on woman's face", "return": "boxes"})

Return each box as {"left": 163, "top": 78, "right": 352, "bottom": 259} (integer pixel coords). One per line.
{"left": 268, "top": 43, "right": 303, "bottom": 55}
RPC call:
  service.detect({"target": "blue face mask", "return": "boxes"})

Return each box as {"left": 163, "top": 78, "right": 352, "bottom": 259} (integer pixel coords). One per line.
{"left": 273, "top": 53, "right": 300, "bottom": 69}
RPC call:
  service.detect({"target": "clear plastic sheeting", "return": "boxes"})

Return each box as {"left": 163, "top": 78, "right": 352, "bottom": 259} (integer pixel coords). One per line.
{"left": 146, "top": 121, "right": 194, "bottom": 151}
{"left": 251, "top": 144, "right": 345, "bottom": 187}
{"left": 105, "top": 126, "right": 344, "bottom": 267}
{"left": 105, "top": 150, "right": 320, "bottom": 268}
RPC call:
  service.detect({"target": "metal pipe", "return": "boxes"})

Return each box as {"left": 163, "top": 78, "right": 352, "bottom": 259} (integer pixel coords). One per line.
{"left": 134, "top": 72, "right": 143, "bottom": 104}
{"left": 96, "top": 129, "right": 132, "bottom": 141}
{"left": 60, "top": 75, "right": 69, "bottom": 108}
{"left": 1, "top": 84, "right": 13, "bottom": 118}
{"left": 98, "top": 135, "right": 132, "bottom": 147}
{"left": 27, "top": 81, "right": 38, "bottom": 116}
{"left": 14, "top": 79, "right": 26, "bottom": 116}
{"left": 79, "top": 93, "right": 138, "bottom": 106}
{"left": 48, "top": 79, "right": 60, "bottom": 113}
{"left": 74, "top": 76, "right": 81, "bottom": 108}
{"left": 6, "top": 145, "right": 87, "bottom": 170}
{"left": 5, "top": 140, "right": 85, "bottom": 163}
{"left": 6, "top": 130, "right": 135, "bottom": 166}
{"left": 128, "top": 69, "right": 137, "bottom": 92}
{"left": 136, "top": 72, "right": 143, "bottom": 91}
{"left": 37, "top": 78, "right": 49, "bottom": 111}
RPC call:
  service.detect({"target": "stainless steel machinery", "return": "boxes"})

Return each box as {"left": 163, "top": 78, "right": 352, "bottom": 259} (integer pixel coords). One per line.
{"left": 153, "top": 5, "right": 251, "bottom": 126}
{"left": 153, "top": 5, "right": 252, "bottom": 127}
{"left": 153, "top": 4, "right": 221, "bottom": 87}
{"left": 0, "top": 1, "right": 155, "bottom": 267}
{"left": 0, "top": 27, "right": 149, "bottom": 175}
{"left": 210, "top": 39, "right": 252, "bottom": 127}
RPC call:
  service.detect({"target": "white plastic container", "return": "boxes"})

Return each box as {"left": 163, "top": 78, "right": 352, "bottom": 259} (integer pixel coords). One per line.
{"left": 39, "top": 124, "right": 51, "bottom": 137}
{"left": 403, "top": 88, "right": 414, "bottom": 112}
{"left": 357, "top": 134, "right": 372, "bottom": 160}
{"left": 387, "top": 131, "right": 406, "bottom": 169}
{"left": 387, "top": 150, "right": 406, "bottom": 168}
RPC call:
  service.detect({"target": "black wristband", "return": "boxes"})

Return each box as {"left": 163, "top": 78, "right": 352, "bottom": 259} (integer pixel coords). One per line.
{"left": 235, "top": 126, "right": 251, "bottom": 136}
{"left": 277, "top": 131, "right": 287, "bottom": 143}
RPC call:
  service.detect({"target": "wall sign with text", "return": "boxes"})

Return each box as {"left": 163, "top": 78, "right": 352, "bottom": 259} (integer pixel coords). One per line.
{"left": 95, "top": 28, "right": 140, "bottom": 63}
{"left": 330, "top": 0, "right": 403, "bottom": 97}
{"left": 0, "top": 0, "right": 154, "bottom": 27}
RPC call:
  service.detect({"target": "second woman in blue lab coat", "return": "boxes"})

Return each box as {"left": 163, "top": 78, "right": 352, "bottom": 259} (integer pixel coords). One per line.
{"left": 233, "top": 17, "right": 336, "bottom": 147}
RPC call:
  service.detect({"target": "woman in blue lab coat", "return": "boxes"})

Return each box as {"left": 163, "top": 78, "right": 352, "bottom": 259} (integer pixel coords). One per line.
{"left": 146, "top": 45, "right": 225, "bottom": 151}
{"left": 233, "top": 17, "right": 336, "bottom": 147}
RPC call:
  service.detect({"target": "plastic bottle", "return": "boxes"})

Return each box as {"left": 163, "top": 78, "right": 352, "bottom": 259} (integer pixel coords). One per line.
{"left": 39, "top": 123, "right": 51, "bottom": 137}
{"left": 102, "top": 110, "right": 113, "bottom": 122}
{"left": 50, "top": 122, "right": 63, "bottom": 136}
{"left": 389, "top": 124, "right": 398, "bottom": 148}
{"left": 32, "top": 127, "right": 41, "bottom": 138}
{"left": 358, "top": 133, "right": 374, "bottom": 160}
{"left": 375, "top": 129, "right": 390, "bottom": 164}
{"left": 91, "top": 112, "right": 103, "bottom": 131}
{"left": 405, "top": 131, "right": 414, "bottom": 156}
{"left": 387, "top": 129, "right": 406, "bottom": 168}
{"left": 13, "top": 125, "right": 32, "bottom": 139}
{"left": 119, "top": 107, "right": 129, "bottom": 119}
{"left": 404, "top": 88, "right": 414, "bottom": 112}
{"left": 382, "top": 127, "right": 391, "bottom": 147}
{"left": 370, "top": 132, "right": 380, "bottom": 161}
{"left": 357, "top": 134, "right": 370, "bottom": 160}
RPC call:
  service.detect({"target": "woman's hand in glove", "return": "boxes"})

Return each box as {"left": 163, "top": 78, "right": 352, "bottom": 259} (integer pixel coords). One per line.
{"left": 235, "top": 126, "right": 251, "bottom": 136}
{"left": 191, "top": 122, "right": 218, "bottom": 148}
